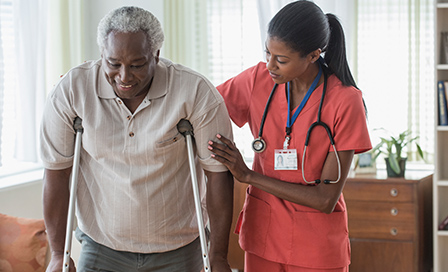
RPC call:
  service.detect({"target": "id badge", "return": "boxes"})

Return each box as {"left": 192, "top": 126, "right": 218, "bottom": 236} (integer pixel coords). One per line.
{"left": 274, "top": 149, "right": 298, "bottom": 170}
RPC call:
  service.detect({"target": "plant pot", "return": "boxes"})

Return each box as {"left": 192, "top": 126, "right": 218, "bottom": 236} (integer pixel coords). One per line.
{"left": 385, "top": 157, "right": 407, "bottom": 178}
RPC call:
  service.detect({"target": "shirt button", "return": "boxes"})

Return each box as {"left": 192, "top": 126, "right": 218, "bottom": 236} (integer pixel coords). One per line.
{"left": 127, "top": 115, "right": 131, "bottom": 120}
{"left": 129, "top": 132, "right": 135, "bottom": 137}
{"left": 117, "top": 99, "right": 123, "bottom": 104}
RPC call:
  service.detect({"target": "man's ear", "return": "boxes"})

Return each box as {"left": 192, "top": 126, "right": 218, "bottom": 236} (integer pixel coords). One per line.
{"left": 155, "top": 50, "right": 160, "bottom": 63}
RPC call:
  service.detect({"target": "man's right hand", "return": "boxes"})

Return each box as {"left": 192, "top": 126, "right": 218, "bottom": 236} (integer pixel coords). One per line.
{"left": 46, "top": 252, "right": 76, "bottom": 272}
{"left": 43, "top": 168, "right": 74, "bottom": 272}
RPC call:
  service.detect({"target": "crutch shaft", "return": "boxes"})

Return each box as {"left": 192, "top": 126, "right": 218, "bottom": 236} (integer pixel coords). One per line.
{"left": 177, "top": 118, "right": 211, "bottom": 271}
{"left": 185, "top": 134, "right": 211, "bottom": 271}
{"left": 63, "top": 117, "right": 83, "bottom": 272}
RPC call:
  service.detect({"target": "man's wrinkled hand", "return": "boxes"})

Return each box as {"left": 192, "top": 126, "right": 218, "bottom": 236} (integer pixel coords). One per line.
{"left": 46, "top": 252, "right": 76, "bottom": 272}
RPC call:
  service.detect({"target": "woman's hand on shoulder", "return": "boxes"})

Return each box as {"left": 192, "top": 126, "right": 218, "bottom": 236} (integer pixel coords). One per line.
{"left": 208, "top": 134, "right": 252, "bottom": 183}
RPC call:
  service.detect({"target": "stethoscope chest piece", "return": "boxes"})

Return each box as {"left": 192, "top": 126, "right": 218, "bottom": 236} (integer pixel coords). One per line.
{"left": 252, "top": 137, "right": 266, "bottom": 153}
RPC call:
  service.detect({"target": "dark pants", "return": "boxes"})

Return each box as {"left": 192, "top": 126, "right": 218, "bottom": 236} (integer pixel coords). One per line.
{"left": 75, "top": 228, "right": 202, "bottom": 272}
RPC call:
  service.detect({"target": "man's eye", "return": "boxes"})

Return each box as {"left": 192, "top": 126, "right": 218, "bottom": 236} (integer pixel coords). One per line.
{"left": 109, "top": 62, "right": 120, "bottom": 68}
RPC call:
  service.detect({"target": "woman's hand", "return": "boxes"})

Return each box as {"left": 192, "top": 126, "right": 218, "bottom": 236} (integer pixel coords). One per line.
{"left": 208, "top": 134, "right": 252, "bottom": 183}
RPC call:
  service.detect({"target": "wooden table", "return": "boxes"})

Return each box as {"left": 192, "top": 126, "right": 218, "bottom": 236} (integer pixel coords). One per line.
{"left": 344, "top": 173, "right": 433, "bottom": 272}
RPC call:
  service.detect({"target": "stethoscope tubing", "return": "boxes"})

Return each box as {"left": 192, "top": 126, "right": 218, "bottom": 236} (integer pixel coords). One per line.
{"left": 252, "top": 60, "right": 342, "bottom": 184}
{"left": 302, "top": 67, "right": 341, "bottom": 184}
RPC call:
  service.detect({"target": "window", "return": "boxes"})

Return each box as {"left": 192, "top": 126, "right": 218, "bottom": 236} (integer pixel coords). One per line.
{"left": 206, "top": 0, "right": 263, "bottom": 161}
{"left": 356, "top": 0, "right": 435, "bottom": 166}
{"left": 0, "top": 0, "right": 46, "bottom": 179}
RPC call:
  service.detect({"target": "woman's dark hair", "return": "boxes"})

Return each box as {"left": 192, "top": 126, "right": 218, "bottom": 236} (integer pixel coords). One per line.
{"left": 268, "top": 0, "right": 357, "bottom": 89}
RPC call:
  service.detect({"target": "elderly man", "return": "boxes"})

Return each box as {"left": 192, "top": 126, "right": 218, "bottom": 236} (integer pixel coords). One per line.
{"left": 41, "top": 6, "right": 234, "bottom": 272}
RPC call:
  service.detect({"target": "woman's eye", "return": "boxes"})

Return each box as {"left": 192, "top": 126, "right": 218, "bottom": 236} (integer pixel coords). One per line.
{"left": 277, "top": 59, "right": 286, "bottom": 64}
{"left": 109, "top": 62, "right": 120, "bottom": 68}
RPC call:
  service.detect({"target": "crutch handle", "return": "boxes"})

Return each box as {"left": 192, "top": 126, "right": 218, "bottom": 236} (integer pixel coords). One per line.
{"left": 177, "top": 119, "right": 193, "bottom": 136}
{"left": 73, "top": 117, "right": 83, "bottom": 133}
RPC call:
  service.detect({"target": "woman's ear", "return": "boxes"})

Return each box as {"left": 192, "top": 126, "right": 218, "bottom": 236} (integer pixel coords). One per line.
{"left": 309, "top": 48, "right": 322, "bottom": 63}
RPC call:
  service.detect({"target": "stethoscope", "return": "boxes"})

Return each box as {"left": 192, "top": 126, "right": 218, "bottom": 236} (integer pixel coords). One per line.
{"left": 251, "top": 60, "right": 341, "bottom": 184}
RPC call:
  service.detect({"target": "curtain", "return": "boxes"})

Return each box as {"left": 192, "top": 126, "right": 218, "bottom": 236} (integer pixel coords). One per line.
{"left": 0, "top": 0, "right": 83, "bottom": 172}
{"left": 163, "top": 0, "right": 209, "bottom": 77}
{"left": 357, "top": 0, "right": 434, "bottom": 162}
{"left": 13, "top": 0, "right": 48, "bottom": 163}
{"left": 0, "top": 4, "right": 4, "bottom": 165}
{"left": 46, "top": 0, "right": 85, "bottom": 91}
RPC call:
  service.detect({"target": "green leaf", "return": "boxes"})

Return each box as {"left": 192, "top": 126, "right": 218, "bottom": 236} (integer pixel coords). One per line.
{"left": 372, "top": 150, "right": 382, "bottom": 161}
{"left": 388, "top": 154, "right": 401, "bottom": 174}
{"left": 416, "top": 143, "right": 424, "bottom": 160}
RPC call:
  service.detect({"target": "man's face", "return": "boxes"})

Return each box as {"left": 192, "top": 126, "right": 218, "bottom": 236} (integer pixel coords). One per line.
{"left": 102, "top": 31, "right": 159, "bottom": 101}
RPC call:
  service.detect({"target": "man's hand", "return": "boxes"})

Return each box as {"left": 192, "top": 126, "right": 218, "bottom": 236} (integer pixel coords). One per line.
{"left": 46, "top": 251, "right": 76, "bottom": 272}
{"left": 209, "top": 255, "right": 232, "bottom": 272}
{"left": 43, "top": 168, "right": 73, "bottom": 272}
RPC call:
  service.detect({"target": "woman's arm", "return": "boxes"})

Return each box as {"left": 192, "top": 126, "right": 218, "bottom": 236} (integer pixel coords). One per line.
{"left": 208, "top": 134, "right": 354, "bottom": 214}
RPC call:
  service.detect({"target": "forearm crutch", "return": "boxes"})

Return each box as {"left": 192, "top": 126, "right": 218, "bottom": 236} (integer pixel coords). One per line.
{"left": 63, "top": 117, "right": 83, "bottom": 272}
{"left": 177, "top": 119, "right": 211, "bottom": 272}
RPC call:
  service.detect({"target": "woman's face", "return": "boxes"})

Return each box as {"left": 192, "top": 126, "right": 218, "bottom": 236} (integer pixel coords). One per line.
{"left": 265, "top": 36, "right": 314, "bottom": 85}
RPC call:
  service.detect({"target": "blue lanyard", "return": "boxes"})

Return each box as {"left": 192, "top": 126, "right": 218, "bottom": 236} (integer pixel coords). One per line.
{"left": 286, "top": 64, "right": 322, "bottom": 137}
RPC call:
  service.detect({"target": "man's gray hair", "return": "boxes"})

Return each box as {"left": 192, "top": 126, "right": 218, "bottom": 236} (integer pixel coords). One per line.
{"left": 97, "top": 6, "right": 164, "bottom": 54}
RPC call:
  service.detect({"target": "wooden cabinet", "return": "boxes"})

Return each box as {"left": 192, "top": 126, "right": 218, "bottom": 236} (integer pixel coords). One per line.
{"left": 228, "top": 181, "right": 247, "bottom": 271}
{"left": 344, "top": 174, "right": 433, "bottom": 272}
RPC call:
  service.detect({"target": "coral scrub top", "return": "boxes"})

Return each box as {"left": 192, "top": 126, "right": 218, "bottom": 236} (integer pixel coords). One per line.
{"left": 217, "top": 62, "right": 372, "bottom": 269}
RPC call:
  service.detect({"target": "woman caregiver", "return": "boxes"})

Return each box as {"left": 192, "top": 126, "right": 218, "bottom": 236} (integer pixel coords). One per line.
{"left": 208, "top": 1, "right": 372, "bottom": 271}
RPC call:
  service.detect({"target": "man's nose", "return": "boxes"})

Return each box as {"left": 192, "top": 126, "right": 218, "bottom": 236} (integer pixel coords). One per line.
{"left": 119, "top": 66, "right": 133, "bottom": 82}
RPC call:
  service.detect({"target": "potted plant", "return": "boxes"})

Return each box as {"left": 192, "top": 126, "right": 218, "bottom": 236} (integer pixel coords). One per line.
{"left": 372, "top": 129, "right": 424, "bottom": 177}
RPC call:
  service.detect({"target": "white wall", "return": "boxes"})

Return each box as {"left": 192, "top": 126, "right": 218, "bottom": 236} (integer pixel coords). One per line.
{"left": 82, "top": 0, "right": 164, "bottom": 61}
{"left": 0, "top": 180, "right": 44, "bottom": 218}
{"left": 0, "top": 178, "right": 82, "bottom": 264}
